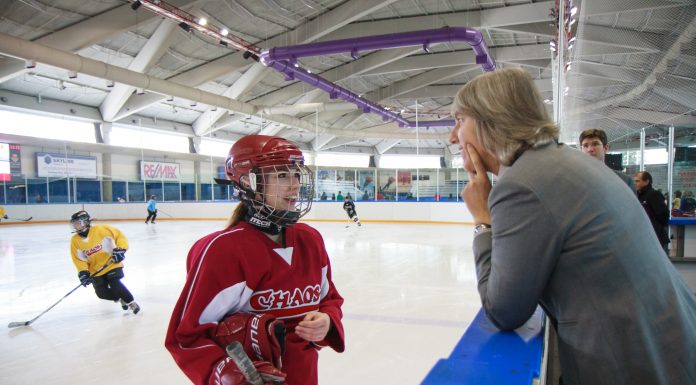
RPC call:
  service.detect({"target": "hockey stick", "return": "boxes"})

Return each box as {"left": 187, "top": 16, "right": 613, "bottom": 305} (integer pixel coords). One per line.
{"left": 156, "top": 209, "right": 173, "bottom": 218}
{"left": 8, "top": 260, "right": 114, "bottom": 328}
{"left": 225, "top": 341, "right": 264, "bottom": 385}
{"left": 7, "top": 216, "right": 32, "bottom": 222}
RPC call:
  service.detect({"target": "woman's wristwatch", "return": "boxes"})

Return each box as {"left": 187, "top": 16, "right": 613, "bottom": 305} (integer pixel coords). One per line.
{"left": 473, "top": 223, "right": 492, "bottom": 235}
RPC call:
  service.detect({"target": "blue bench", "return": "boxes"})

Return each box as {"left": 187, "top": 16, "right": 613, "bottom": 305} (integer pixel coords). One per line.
{"left": 421, "top": 308, "right": 545, "bottom": 385}
{"left": 669, "top": 217, "right": 696, "bottom": 258}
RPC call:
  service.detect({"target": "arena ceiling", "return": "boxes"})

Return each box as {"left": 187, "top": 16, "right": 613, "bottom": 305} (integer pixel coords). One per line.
{"left": 0, "top": 0, "right": 694, "bottom": 158}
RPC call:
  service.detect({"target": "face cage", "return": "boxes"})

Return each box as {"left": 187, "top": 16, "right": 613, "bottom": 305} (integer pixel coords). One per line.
{"left": 239, "top": 164, "right": 314, "bottom": 227}
{"left": 70, "top": 217, "right": 90, "bottom": 233}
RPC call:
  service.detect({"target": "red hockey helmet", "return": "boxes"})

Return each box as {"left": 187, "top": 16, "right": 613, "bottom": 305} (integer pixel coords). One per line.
{"left": 224, "top": 135, "right": 314, "bottom": 227}
{"left": 225, "top": 135, "right": 305, "bottom": 185}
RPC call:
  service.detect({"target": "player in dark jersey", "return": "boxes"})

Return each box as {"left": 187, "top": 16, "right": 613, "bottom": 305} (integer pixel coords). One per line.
{"left": 342, "top": 196, "right": 362, "bottom": 227}
{"left": 166, "top": 135, "right": 344, "bottom": 385}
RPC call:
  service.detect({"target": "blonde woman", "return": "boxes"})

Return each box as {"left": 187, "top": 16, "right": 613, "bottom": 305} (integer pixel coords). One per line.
{"left": 450, "top": 67, "right": 696, "bottom": 385}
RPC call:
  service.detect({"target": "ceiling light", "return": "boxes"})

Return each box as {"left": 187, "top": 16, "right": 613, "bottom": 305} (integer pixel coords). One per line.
{"left": 220, "top": 28, "right": 229, "bottom": 36}
{"left": 106, "top": 80, "right": 115, "bottom": 88}
{"left": 198, "top": 18, "right": 207, "bottom": 26}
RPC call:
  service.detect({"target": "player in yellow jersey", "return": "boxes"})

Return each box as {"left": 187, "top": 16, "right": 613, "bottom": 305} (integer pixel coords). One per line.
{"left": 69, "top": 211, "right": 140, "bottom": 314}
{"left": 0, "top": 206, "right": 7, "bottom": 222}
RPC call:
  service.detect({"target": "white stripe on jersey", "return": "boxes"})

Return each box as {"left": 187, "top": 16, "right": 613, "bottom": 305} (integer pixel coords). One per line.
{"left": 180, "top": 228, "right": 246, "bottom": 324}
{"left": 199, "top": 282, "right": 254, "bottom": 325}
{"left": 319, "top": 265, "right": 329, "bottom": 302}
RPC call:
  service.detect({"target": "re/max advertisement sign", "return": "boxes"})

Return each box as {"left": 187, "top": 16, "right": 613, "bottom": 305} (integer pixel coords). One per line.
{"left": 140, "top": 161, "right": 180, "bottom": 181}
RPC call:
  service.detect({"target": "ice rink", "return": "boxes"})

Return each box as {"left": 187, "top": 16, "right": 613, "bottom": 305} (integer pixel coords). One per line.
{"left": 1, "top": 219, "right": 480, "bottom": 385}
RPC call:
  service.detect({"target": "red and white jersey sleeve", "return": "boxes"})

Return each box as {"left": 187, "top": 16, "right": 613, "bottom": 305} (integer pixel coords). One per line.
{"left": 165, "top": 221, "right": 344, "bottom": 385}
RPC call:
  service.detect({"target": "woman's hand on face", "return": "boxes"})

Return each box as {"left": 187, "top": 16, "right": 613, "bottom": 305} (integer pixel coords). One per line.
{"left": 295, "top": 311, "right": 331, "bottom": 342}
{"left": 462, "top": 144, "right": 492, "bottom": 224}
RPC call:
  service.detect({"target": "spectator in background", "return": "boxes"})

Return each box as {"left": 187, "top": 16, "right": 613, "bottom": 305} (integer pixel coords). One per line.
{"left": 579, "top": 128, "right": 633, "bottom": 189}
{"left": 320, "top": 191, "right": 328, "bottom": 200}
{"left": 673, "top": 190, "right": 682, "bottom": 210}
{"left": 681, "top": 190, "right": 696, "bottom": 214}
{"left": 331, "top": 193, "right": 336, "bottom": 201}
{"left": 361, "top": 175, "right": 374, "bottom": 192}
{"left": 450, "top": 67, "right": 696, "bottom": 385}
{"left": 336, "top": 191, "right": 344, "bottom": 201}
{"left": 634, "top": 171, "right": 670, "bottom": 254}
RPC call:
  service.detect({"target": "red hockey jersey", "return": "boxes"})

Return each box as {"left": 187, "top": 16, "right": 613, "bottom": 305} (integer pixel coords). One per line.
{"left": 165, "top": 221, "right": 345, "bottom": 385}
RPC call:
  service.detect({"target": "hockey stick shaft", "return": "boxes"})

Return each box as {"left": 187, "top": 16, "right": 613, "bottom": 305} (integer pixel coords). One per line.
{"left": 156, "top": 209, "right": 173, "bottom": 217}
{"left": 225, "top": 341, "right": 264, "bottom": 385}
{"left": 6, "top": 216, "right": 32, "bottom": 221}
{"left": 8, "top": 260, "right": 114, "bottom": 328}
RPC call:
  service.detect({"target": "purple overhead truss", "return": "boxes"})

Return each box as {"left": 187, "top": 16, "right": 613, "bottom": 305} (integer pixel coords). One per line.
{"left": 257, "top": 27, "right": 496, "bottom": 128}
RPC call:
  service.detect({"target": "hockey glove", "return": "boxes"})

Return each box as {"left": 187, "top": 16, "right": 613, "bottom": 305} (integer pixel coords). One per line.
{"left": 213, "top": 313, "right": 286, "bottom": 369}
{"left": 111, "top": 248, "right": 126, "bottom": 263}
{"left": 78, "top": 270, "right": 93, "bottom": 287}
{"left": 209, "top": 357, "right": 287, "bottom": 385}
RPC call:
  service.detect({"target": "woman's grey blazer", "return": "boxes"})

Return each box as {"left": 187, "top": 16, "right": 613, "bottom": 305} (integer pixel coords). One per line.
{"left": 473, "top": 142, "right": 696, "bottom": 385}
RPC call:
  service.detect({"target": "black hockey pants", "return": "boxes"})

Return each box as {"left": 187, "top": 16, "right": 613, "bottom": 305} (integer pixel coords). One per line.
{"left": 92, "top": 267, "right": 134, "bottom": 303}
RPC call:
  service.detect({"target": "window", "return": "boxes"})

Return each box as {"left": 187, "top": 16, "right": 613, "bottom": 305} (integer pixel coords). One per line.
{"left": 0, "top": 110, "right": 95, "bottom": 143}
{"left": 199, "top": 138, "right": 233, "bottom": 157}
{"left": 379, "top": 154, "right": 442, "bottom": 169}
{"left": 315, "top": 153, "right": 369, "bottom": 168}
{"left": 110, "top": 125, "right": 189, "bottom": 153}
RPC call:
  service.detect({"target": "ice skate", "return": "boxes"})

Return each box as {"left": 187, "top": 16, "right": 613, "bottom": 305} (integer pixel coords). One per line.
{"left": 128, "top": 301, "right": 141, "bottom": 314}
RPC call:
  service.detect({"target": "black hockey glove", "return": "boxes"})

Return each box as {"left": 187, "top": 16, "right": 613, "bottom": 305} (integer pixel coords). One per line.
{"left": 78, "top": 270, "right": 93, "bottom": 287}
{"left": 111, "top": 248, "right": 126, "bottom": 263}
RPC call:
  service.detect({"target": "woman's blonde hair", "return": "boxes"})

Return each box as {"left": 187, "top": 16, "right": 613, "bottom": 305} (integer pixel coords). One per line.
{"left": 451, "top": 67, "right": 559, "bottom": 166}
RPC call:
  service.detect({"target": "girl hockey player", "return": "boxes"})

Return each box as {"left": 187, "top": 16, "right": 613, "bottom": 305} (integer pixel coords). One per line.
{"left": 166, "top": 135, "right": 345, "bottom": 385}
{"left": 69, "top": 210, "right": 140, "bottom": 314}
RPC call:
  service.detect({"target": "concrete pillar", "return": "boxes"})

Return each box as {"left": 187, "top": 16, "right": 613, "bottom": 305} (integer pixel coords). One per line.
{"left": 100, "top": 122, "right": 113, "bottom": 145}
{"left": 194, "top": 160, "right": 201, "bottom": 201}
{"left": 102, "top": 152, "right": 113, "bottom": 202}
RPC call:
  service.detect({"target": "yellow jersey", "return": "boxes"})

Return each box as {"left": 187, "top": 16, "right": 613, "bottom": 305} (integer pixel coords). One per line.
{"left": 0, "top": 206, "right": 5, "bottom": 218}
{"left": 70, "top": 224, "right": 128, "bottom": 276}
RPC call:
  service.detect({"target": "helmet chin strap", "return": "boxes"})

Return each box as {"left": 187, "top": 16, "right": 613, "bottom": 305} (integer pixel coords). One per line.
{"left": 244, "top": 204, "right": 283, "bottom": 235}
{"left": 72, "top": 227, "right": 90, "bottom": 237}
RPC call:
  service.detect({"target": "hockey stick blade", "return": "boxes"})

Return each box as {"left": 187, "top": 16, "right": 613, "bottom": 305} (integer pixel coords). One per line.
{"left": 225, "top": 341, "right": 264, "bottom": 385}
{"left": 8, "top": 320, "right": 31, "bottom": 328}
